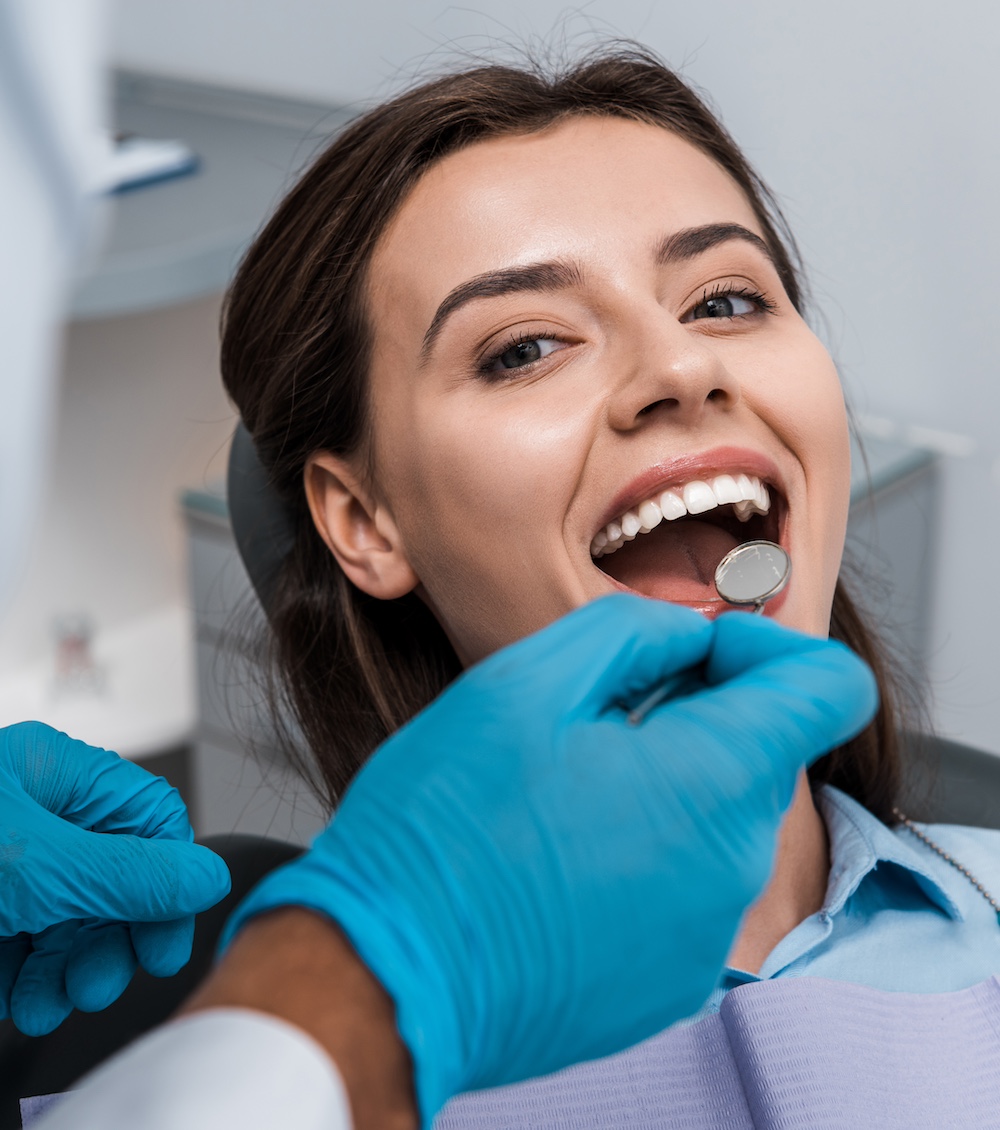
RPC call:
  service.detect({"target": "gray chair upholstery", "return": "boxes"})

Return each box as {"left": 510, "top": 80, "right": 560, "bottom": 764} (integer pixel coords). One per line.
{"left": 226, "top": 421, "right": 296, "bottom": 616}
{"left": 900, "top": 732, "right": 1000, "bottom": 829}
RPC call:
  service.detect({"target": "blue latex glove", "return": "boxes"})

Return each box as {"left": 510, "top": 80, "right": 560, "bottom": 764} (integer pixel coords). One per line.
{"left": 222, "top": 595, "right": 877, "bottom": 1125}
{"left": 0, "top": 721, "right": 231, "bottom": 1035}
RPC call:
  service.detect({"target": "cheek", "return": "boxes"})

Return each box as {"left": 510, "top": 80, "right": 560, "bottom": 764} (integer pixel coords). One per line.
{"left": 375, "top": 385, "right": 595, "bottom": 632}
{"left": 800, "top": 383, "right": 851, "bottom": 613}
{"left": 789, "top": 345, "right": 852, "bottom": 538}
{"left": 782, "top": 366, "right": 850, "bottom": 516}
{"left": 763, "top": 334, "right": 851, "bottom": 628}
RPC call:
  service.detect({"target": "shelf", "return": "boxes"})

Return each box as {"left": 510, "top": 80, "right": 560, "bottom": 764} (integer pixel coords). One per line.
{"left": 70, "top": 72, "right": 353, "bottom": 320}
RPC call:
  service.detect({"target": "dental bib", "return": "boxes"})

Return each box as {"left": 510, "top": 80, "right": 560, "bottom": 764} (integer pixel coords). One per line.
{"left": 436, "top": 975, "right": 1000, "bottom": 1129}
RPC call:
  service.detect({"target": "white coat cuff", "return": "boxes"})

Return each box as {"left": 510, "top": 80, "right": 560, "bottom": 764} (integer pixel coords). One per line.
{"left": 34, "top": 1008, "right": 352, "bottom": 1130}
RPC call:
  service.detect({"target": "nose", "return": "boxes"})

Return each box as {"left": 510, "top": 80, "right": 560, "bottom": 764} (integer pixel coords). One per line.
{"left": 605, "top": 312, "right": 741, "bottom": 432}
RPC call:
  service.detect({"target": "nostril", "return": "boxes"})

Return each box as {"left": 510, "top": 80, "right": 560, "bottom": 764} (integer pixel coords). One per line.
{"left": 638, "top": 397, "right": 679, "bottom": 417}
{"left": 707, "top": 388, "right": 726, "bottom": 402}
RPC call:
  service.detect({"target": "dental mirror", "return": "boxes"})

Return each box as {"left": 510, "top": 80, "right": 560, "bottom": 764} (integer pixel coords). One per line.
{"left": 714, "top": 540, "right": 791, "bottom": 613}
{"left": 626, "top": 539, "right": 791, "bottom": 725}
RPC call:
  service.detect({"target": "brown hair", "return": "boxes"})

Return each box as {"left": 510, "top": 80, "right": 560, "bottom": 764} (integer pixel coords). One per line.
{"left": 221, "top": 44, "right": 903, "bottom": 821}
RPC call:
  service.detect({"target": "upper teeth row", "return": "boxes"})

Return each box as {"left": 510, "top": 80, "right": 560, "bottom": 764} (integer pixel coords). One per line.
{"left": 592, "top": 473, "right": 772, "bottom": 558}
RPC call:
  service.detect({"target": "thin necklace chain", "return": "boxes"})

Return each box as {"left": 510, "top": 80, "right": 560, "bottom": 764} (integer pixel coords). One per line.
{"left": 893, "top": 807, "right": 1000, "bottom": 922}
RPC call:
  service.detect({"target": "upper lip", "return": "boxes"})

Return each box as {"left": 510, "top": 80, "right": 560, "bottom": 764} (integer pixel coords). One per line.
{"left": 593, "top": 445, "right": 787, "bottom": 538}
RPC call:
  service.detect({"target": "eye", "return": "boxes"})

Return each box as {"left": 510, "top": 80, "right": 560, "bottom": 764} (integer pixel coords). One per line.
{"left": 682, "top": 285, "right": 776, "bottom": 323}
{"left": 482, "top": 335, "right": 565, "bottom": 374}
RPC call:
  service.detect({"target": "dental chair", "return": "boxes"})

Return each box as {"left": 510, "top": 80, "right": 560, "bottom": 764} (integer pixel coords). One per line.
{"left": 1, "top": 423, "right": 997, "bottom": 1130}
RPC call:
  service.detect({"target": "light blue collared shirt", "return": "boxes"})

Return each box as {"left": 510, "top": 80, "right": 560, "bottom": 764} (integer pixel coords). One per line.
{"left": 697, "top": 785, "right": 1000, "bottom": 1016}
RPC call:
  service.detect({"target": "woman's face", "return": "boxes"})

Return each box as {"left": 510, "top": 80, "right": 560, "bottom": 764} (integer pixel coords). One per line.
{"left": 328, "top": 116, "right": 851, "bottom": 665}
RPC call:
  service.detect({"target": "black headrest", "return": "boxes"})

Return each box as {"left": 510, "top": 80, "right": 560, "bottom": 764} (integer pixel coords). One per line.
{"left": 226, "top": 422, "right": 297, "bottom": 615}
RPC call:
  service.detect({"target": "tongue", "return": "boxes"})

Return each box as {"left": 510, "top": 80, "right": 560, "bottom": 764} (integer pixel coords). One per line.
{"left": 598, "top": 519, "right": 740, "bottom": 603}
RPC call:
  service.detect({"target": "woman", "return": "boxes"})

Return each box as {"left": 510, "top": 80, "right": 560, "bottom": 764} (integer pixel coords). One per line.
{"left": 220, "top": 43, "right": 1000, "bottom": 1119}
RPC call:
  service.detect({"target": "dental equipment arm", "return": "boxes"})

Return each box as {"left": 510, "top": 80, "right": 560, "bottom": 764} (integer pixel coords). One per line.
{"left": 37, "top": 596, "right": 877, "bottom": 1130}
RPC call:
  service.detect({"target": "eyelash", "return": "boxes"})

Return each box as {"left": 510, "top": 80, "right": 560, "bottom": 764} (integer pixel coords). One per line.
{"left": 477, "top": 331, "right": 556, "bottom": 378}
{"left": 690, "top": 282, "right": 778, "bottom": 319}
{"left": 476, "top": 283, "right": 777, "bottom": 378}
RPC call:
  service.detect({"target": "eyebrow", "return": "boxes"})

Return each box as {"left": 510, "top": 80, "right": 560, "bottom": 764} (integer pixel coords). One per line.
{"left": 654, "top": 222, "right": 775, "bottom": 268}
{"left": 420, "top": 261, "right": 583, "bottom": 362}
{"left": 419, "top": 222, "right": 774, "bottom": 362}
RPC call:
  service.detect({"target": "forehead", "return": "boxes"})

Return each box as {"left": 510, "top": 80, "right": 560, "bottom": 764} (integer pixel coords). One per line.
{"left": 368, "top": 116, "right": 763, "bottom": 313}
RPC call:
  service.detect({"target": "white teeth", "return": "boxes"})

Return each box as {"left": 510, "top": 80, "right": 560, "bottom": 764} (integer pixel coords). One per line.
{"left": 682, "top": 481, "right": 716, "bottom": 514}
{"left": 591, "top": 472, "right": 775, "bottom": 559}
{"left": 637, "top": 499, "right": 662, "bottom": 532}
{"left": 658, "top": 490, "right": 686, "bottom": 521}
{"left": 735, "top": 473, "right": 755, "bottom": 499}
{"left": 711, "top": 473, "right": 742, "bottom": 506}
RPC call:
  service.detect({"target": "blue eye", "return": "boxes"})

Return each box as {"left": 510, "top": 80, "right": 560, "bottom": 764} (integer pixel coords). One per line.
{"left": 483, "top": 336, "right": 564, "bottom": 374}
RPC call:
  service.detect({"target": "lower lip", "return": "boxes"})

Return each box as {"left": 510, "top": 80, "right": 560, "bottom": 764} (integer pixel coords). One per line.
{"left": 602, "top": 571, "right": 791, "bottom": 621}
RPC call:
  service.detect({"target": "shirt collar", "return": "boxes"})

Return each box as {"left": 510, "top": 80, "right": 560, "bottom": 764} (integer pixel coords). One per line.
{"left": 818, "top": 785, "right": 964, "bottom": 921}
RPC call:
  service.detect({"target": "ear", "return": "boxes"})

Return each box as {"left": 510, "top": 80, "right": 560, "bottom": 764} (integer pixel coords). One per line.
{"left": 304, "top": 453, "right": 419, "bottom": 600}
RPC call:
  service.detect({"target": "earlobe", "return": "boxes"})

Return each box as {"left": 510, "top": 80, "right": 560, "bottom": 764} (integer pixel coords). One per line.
{"left": 304, "top": 454, "right": 419, "bottom": 600}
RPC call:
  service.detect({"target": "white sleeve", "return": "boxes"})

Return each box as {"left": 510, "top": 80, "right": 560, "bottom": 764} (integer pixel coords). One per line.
{"left": 34, "top": 1008, "right": 354, "bottom": 1130}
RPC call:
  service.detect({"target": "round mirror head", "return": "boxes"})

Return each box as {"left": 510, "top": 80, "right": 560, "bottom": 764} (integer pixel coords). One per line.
{"left": 715, "top": 540, "right": 791, "bottom": 608}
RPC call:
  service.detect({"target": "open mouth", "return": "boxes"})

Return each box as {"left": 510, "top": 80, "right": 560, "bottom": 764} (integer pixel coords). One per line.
{"left": 591, "top": 473, "right": 784, "bottom": 606}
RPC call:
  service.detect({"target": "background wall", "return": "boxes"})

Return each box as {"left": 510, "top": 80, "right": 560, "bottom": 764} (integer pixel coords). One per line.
{"left": 0, "top": 295, "right": 235, "bottom": 677}
{"left": 96, "top": 1, "right": 997, "bottom": 749}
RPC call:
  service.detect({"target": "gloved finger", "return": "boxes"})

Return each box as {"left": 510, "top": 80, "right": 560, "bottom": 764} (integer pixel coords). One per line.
{"left": 65, "top": 920, "right": 136, "bottom": 1012}
{"left": 60, "top": 835, "right": 231, "bottom": 924}
{"left": 477, "top": 594, "right": 714, "bottom": 716}
{"left": 654, "top": 614, "right": 878, "bottom": 778}
{"left": 9, "top": 921, "right": 77, "bottom": 1036}
{"left": 0, "top": 935, "right": 32, "bottom": 1018}
{"left": 704, "top": 612, "right": 865, "bottom": 688}
{"left": 131, "top": 916, "right": 195, "bottom": 977}
{"left": 2, "top": 721, "right": 194, "bottom": 840}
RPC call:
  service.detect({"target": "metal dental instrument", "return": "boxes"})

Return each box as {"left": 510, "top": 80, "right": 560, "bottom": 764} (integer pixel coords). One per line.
{"left": 713, "top": 540, "right": 792, "bottom": 613}
{"left": 626, "top": 540, "right": 791, "bottom": 726}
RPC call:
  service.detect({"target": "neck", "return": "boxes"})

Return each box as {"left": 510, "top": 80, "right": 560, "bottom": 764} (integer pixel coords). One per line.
{"left": 726, "top": 773, "right": 830, "bottom": 975}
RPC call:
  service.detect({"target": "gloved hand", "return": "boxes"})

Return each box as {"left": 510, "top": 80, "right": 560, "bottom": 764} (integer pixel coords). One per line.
{"left": 222, "top": 595, "right": 877, "bottom": 1125}
{"left": 0, "top": 721, "right": 231, "bottom": 1035}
